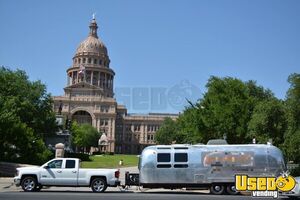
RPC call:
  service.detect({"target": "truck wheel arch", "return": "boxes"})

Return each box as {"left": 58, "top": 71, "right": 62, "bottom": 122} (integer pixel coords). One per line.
{"left": 21, "top": 174, "right": 38, "bottom": 183}
{"left": 20, "top": 175, "right": 39, "bottom": 192}
{"left": 90, "top": 176, "right": 107, "bottom": 193}
{"left": 90, "top": 176, "right": 107, "bottom": 186}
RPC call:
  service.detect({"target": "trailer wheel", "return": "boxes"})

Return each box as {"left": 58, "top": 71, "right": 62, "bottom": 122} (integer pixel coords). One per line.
{"left": 91, "top": 177, "right": 107, "bottom": 193}
{"left": 226, "top": 184, "right": 239, "bottom": 195}
{"left": 210, "top": 184, "right": 225, "bottom": 195}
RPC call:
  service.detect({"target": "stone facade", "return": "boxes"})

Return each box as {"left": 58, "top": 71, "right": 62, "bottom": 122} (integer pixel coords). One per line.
{"left": 53, "top": 18, "right": 178, "bottom": 154}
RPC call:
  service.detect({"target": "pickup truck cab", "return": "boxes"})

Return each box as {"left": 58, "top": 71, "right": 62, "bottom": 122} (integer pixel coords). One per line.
{"left": 14, "top": 158, "right": 120, "bottom": 192}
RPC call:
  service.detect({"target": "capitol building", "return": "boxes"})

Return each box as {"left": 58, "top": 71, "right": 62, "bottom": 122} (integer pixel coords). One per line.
{"left": 53, "top": 17, "right": 177, "bottom": 154}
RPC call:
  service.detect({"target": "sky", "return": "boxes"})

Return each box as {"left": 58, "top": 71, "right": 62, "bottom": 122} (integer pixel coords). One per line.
{"left": 0, "top": 0, "right": 299, "bottom": 113}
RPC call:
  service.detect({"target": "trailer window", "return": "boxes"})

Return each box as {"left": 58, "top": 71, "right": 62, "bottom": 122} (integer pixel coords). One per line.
{"left": 175, "top": 153, "right": 188, "bottom": 162}
{"left": 157, "top": 153, "right": 171, "bottom": 162}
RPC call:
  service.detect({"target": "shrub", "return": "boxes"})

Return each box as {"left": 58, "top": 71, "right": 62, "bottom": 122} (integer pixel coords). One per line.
{"left": 65, "top": 152, "right": 91, "bottom": 161}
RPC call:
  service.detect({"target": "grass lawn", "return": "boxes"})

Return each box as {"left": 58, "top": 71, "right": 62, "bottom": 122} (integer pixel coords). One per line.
{"left": 81, "top": 154, "right": 139, "bottom": 168}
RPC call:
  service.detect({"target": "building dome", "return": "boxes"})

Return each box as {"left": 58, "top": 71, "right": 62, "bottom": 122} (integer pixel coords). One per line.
{"left": 66, "top": 17, "right": 115, "bottom": 98}
{"left": 75, "top": 19, "right": 108, "bottom": 56}
{"left": 75, "top": 35, "right": 107, "bottom": 55}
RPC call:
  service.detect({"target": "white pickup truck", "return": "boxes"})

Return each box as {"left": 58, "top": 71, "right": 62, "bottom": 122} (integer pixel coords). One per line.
{"left": 13, "top": 158, "right": 120, "bottom": 192}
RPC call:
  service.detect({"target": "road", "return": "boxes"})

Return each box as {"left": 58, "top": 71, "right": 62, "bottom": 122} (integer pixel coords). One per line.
{"left": 0, "top": 191, "right": 288, "bottom": 200}
{"left": 0, "top": 167, "right": 290, "bottom": 200}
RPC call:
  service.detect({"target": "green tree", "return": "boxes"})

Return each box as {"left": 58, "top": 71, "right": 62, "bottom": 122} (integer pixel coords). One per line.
{"left": 155, "top": 117, "right": 178, "bottom": 144}
{"left": 197, "top": 76, "right": 274, "bottom": 144}
{"left": 248, "top": 99, "right": 287, "bottom": 146}
{"left": 0, "top": 67, "right": 56, "bottom": 164}
{"left": 283, "top": 73, "right": 300, "bottom": 162}
{"left": 71, "top": 122, "right": 100, "bottom": 152}
{"left": 176, "top": 106, "right": 206, "bottom": 144}
{"left": 158, "top": 76, "right": 275, "bottom": 145}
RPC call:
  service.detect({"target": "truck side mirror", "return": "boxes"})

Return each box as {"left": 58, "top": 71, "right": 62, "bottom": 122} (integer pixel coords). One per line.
{"left": 43, "top": 165, "right": 49, "bottom": 169}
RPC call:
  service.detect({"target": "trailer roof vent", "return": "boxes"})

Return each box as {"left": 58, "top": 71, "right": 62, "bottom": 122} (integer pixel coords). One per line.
{"left": 207, "top": 139, "right": 228, "bottom": 145}
{"left": 157, "top": 147, "right": 171, "bottom": 149}
{"left": 174, "top": 147, "right": 188, "bottom": 150}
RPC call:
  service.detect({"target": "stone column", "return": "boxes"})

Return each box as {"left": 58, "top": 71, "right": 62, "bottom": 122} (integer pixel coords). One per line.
{"left": 55, "top": 143, "right": 65, "bottom": 158}
{"left": 67, "top": 73, "right": 70, "bottom": 86}
{"left": 108, "top": 75, "right": 111, "bottom": 89}
{"left": 92, "top": 118, "right": 96, "bottom": 127}
{"left": 100, "top": 72, "right": 103, "bottom": 87}
{"left": 104, "top": 73, "right": 107, "bottom": 88}
{"left": 71, "top": 71, "right": 73, "bottom": 85}
{"left": 97, "top": 118, "right": 100, "bottom": 132}
{"left": 141, "top": 124, "right": 144, "bottom": 143}
{"left": 76, "top": 71, "right": 79, "bottom": 83}
{"left": 111, "top": 118, "right": 115, "bottom": 139}
{"left": 98, "top": 71, "right": 100, "bottom": 86}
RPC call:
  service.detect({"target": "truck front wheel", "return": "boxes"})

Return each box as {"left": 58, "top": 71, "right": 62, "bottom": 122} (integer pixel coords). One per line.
{"left": 21, "top": 176, "right": 37, "bottom": 192}
{"left": 210, "top": 184, "right": 225, "bottom": 195}
{"left": 91, "top": 178, "right": 107, "bottom": 193}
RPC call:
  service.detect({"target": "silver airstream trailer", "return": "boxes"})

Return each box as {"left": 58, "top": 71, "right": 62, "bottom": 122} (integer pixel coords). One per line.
{"left": 125, "top": 142, "right": 286, "bottom": 195}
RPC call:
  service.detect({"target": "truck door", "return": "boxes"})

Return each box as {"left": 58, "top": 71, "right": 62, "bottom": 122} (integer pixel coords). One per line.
{"left": 57, "top": 159, "right": 78, "bottom": 186}
{"left": 40, "top": 159, "right": 63, "bottom": 185}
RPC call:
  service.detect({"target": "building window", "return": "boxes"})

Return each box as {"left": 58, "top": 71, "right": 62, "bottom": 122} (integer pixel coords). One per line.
{"left": 101, "top": 106, "right": 109, "bottom": 113}
{"left": 78, "top": 58, "right": 81, "bottom": 64}
{"left": 127, "top": 125, "right": 131, "bottom": 131}
{"left": 147, "top": 125, "right": 158, "bottom": 132}
{"left": 134, "top": 125, "right": 140, "bottom": 132}
{"left": 83, "top": 58, "right": 86, "bottom": 63}
{"left": 99, "top": 59, "right": 102, "bottom": 65}
{"left": 101, "top": 119, "right": 108, "bottom": 126}
{"left": 147, "top": 134, "right": 154, "bottom": 141}
{"left": 85, "top": 71, "right": 91, "bottom": 83}
{"left": 88, "top": 58, "right": 91, "bottom": 64}
{"left": 94, "top": 59, "right": 97, "bottom": 64}
{"left": 93, "top": 71, "right": 98, "bottom": 85}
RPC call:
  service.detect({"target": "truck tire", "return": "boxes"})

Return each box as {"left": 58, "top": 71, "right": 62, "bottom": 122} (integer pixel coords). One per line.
{"left": 21, "top": 176, "right": 37, "bottom": 192}
{"left": 226, "top": 184, "right": 239, "bottom": 195}
{"left": 210, "top": 184, "right": 225, "bottom": 195}
{"left": 91, "top": 177, "right": 107, "bottom": 193}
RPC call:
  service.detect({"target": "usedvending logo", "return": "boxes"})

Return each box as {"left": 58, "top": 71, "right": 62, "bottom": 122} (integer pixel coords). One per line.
{"left": 235, "top": 172, "right": 296, "bottom": 198}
